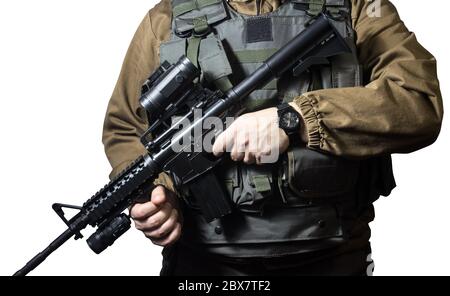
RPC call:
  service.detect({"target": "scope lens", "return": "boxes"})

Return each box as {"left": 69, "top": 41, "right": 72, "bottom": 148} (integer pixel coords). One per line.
{"left": 139, "top": 56, "right": 199, "bottom": 118}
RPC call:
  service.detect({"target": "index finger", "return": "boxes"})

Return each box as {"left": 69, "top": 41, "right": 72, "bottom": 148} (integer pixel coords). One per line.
{"left": 212, "top": 125, "right": 235, "bottom": 157}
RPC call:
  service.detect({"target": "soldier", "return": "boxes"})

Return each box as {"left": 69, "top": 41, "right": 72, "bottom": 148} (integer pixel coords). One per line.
{"left": 103, "top": 0, "right": 443, "bottom": 275}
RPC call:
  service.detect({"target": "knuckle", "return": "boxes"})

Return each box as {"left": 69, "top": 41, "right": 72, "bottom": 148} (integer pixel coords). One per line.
{"left": 231, "top": 155, "right": 240, "bottom": 162}
{"left": 129, "top": 205, "right": 138, "bottom": 216}
{"left": 259, "top": 151, "right": 268, "bottom": 158}
{"left": 161, "top": 238, "right": 172, "bottom": 247}
{"left": 147, "top": 217, "right": 160, "bottom": 228}
{"left": 239, "top": 114, "right": 249, "bottom": 122}
{"left": 172, "top": 225, "right": 182, "bottom": 241}
{"left": 263, "top": 148, "right": 272, "bottom": 155}
{"left": 172, "top": 209, "right": 179, "bottom": 221}
{"left": 156, "top": 229, "right": 166, "bottom": 238}
{"left": 231, "top": 146, "right": 241, "bottom": 155}
{"left": 244, "top": 158, "right": 253, "bottom": 165}
{"left": 145, "top": 230, "right": 160, "bottom": 239}
{"left": 231, "top": 119, "right": 240, "bottom": 127}
{"left": 134, "top": 222, "right": 142, "bottom": 231}
{"left": 215, "top": 133, "right": 225, "bottom": 143}
{"left": 131, "top": 207, "right": 144, "bottom": 220}
{"left": 230, "top": 151, "right": 238, "bottom": 160}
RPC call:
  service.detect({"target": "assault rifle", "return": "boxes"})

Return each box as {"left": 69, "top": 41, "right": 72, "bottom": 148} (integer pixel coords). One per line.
{"left": 14, "top": 13, "right": 350, "bottom": 276}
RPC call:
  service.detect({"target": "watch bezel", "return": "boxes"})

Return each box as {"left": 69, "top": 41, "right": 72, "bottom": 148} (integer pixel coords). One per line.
{"left": 277, "top": 103, "right": 301, "bottom": 136}
{"left": 280, "top": 110, "right": 300, "bottom": 131}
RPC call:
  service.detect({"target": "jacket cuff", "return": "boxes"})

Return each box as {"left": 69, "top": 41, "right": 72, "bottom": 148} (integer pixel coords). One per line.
{"left": 293, "top": 94, "right": 323, "bottom": 150}
{"left": 153, "top": 172, "right": 177, "bottom": 194}
{"left": 109, "top": 161, "right": 131, "bottom": 180}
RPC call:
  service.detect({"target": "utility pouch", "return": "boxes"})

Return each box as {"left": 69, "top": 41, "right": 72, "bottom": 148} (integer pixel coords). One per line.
{"left": 279, "top": 145, "right": 360, "bottom": 204}
{"left": 172, "top": 0, "right": 229, "bottom": 36}
{"left": 219, "top": 162, "right": 275, "bottom": 214}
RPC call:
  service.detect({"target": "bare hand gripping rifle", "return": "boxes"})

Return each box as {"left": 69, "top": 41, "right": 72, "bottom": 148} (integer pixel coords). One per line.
{"left": 14, "top": 14, "right": 350, "bottom": 276}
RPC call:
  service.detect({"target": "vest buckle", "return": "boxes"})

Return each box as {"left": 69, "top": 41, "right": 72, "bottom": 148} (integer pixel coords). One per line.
{"left": 193, "top": 25, "right": 212, "bottom": 38}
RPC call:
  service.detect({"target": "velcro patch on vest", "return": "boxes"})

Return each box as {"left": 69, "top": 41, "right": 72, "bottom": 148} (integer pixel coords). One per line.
{"left": 245, "top": 17, "right": 273, "bottom": 44}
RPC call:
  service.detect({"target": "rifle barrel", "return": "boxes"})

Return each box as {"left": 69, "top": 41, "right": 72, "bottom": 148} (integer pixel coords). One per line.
{"left": 14, "top": 229, "right": 74, "bottom": 276}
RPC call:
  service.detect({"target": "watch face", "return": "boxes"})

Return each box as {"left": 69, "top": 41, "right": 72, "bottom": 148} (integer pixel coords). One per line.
{"left": 280, "top": 111, "right": 300, "bottom": 130}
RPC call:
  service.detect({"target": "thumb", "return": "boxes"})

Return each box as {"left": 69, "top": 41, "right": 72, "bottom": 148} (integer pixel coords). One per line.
{"left": 151, "top": 186, "right": 167, "bottom": 207}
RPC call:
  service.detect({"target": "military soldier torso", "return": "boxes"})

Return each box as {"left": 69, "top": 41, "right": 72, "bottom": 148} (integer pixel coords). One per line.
{"left": 158, "top": 0, "right": 395, "bottom": 257}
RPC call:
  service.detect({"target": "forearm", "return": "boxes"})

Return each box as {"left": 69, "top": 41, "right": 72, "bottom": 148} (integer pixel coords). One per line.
{"left": 292, "top": 0, "right": 443, "bottom": 158}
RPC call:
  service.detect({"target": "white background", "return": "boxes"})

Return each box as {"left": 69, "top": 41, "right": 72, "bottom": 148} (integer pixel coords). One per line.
{"left": 0, "top": 0, "right": 448, "bottom": 276}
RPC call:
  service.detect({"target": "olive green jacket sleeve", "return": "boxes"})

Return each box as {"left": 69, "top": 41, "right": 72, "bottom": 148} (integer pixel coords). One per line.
{"left": 294, "top": 0, "right": 443, "bottom": 158}
{"left": 102, "top": 0, "right": 175, "bottom": 190}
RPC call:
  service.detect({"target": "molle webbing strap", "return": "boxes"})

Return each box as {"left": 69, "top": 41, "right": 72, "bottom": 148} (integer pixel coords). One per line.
{"left": 291, "top": 0, "right": 347, "bottom": 15}
{"left": 252, "top": 175, "right": 272, "bottom": 193}
{"left": 233, "top": 48, "right": 279, "bottom": 64}
{"left": 192, "top": 15, "right": 210, "bottom": 34}
{"left": 232, "top": 49, "right": 278, "bottom": 90}
{"left": 214, "top": 76, "right": 234, "bottom": 91}
{"left": 171, "top": 0, "right": 228, "bottom": 36}
{"left": 173, "top": 0, "right": 223, "bottom": 17}
{"left": 187, "top": 37, "right": 202, "bottom": 68}
{"left": 307, "top": 0, "right": 325, "bottom": 15}
{"left": 262, "top": 80, "right": 277, "bottom": 90}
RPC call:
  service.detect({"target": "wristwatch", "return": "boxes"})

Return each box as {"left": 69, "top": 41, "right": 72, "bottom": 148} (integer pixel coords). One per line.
{"left": 277, "top": 102, "right": 302, "bottom": 141}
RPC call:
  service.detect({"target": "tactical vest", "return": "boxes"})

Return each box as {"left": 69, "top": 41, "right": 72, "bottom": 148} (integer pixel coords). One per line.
{"left": 159, "top": 0, "right": 396, "bottom": 255}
